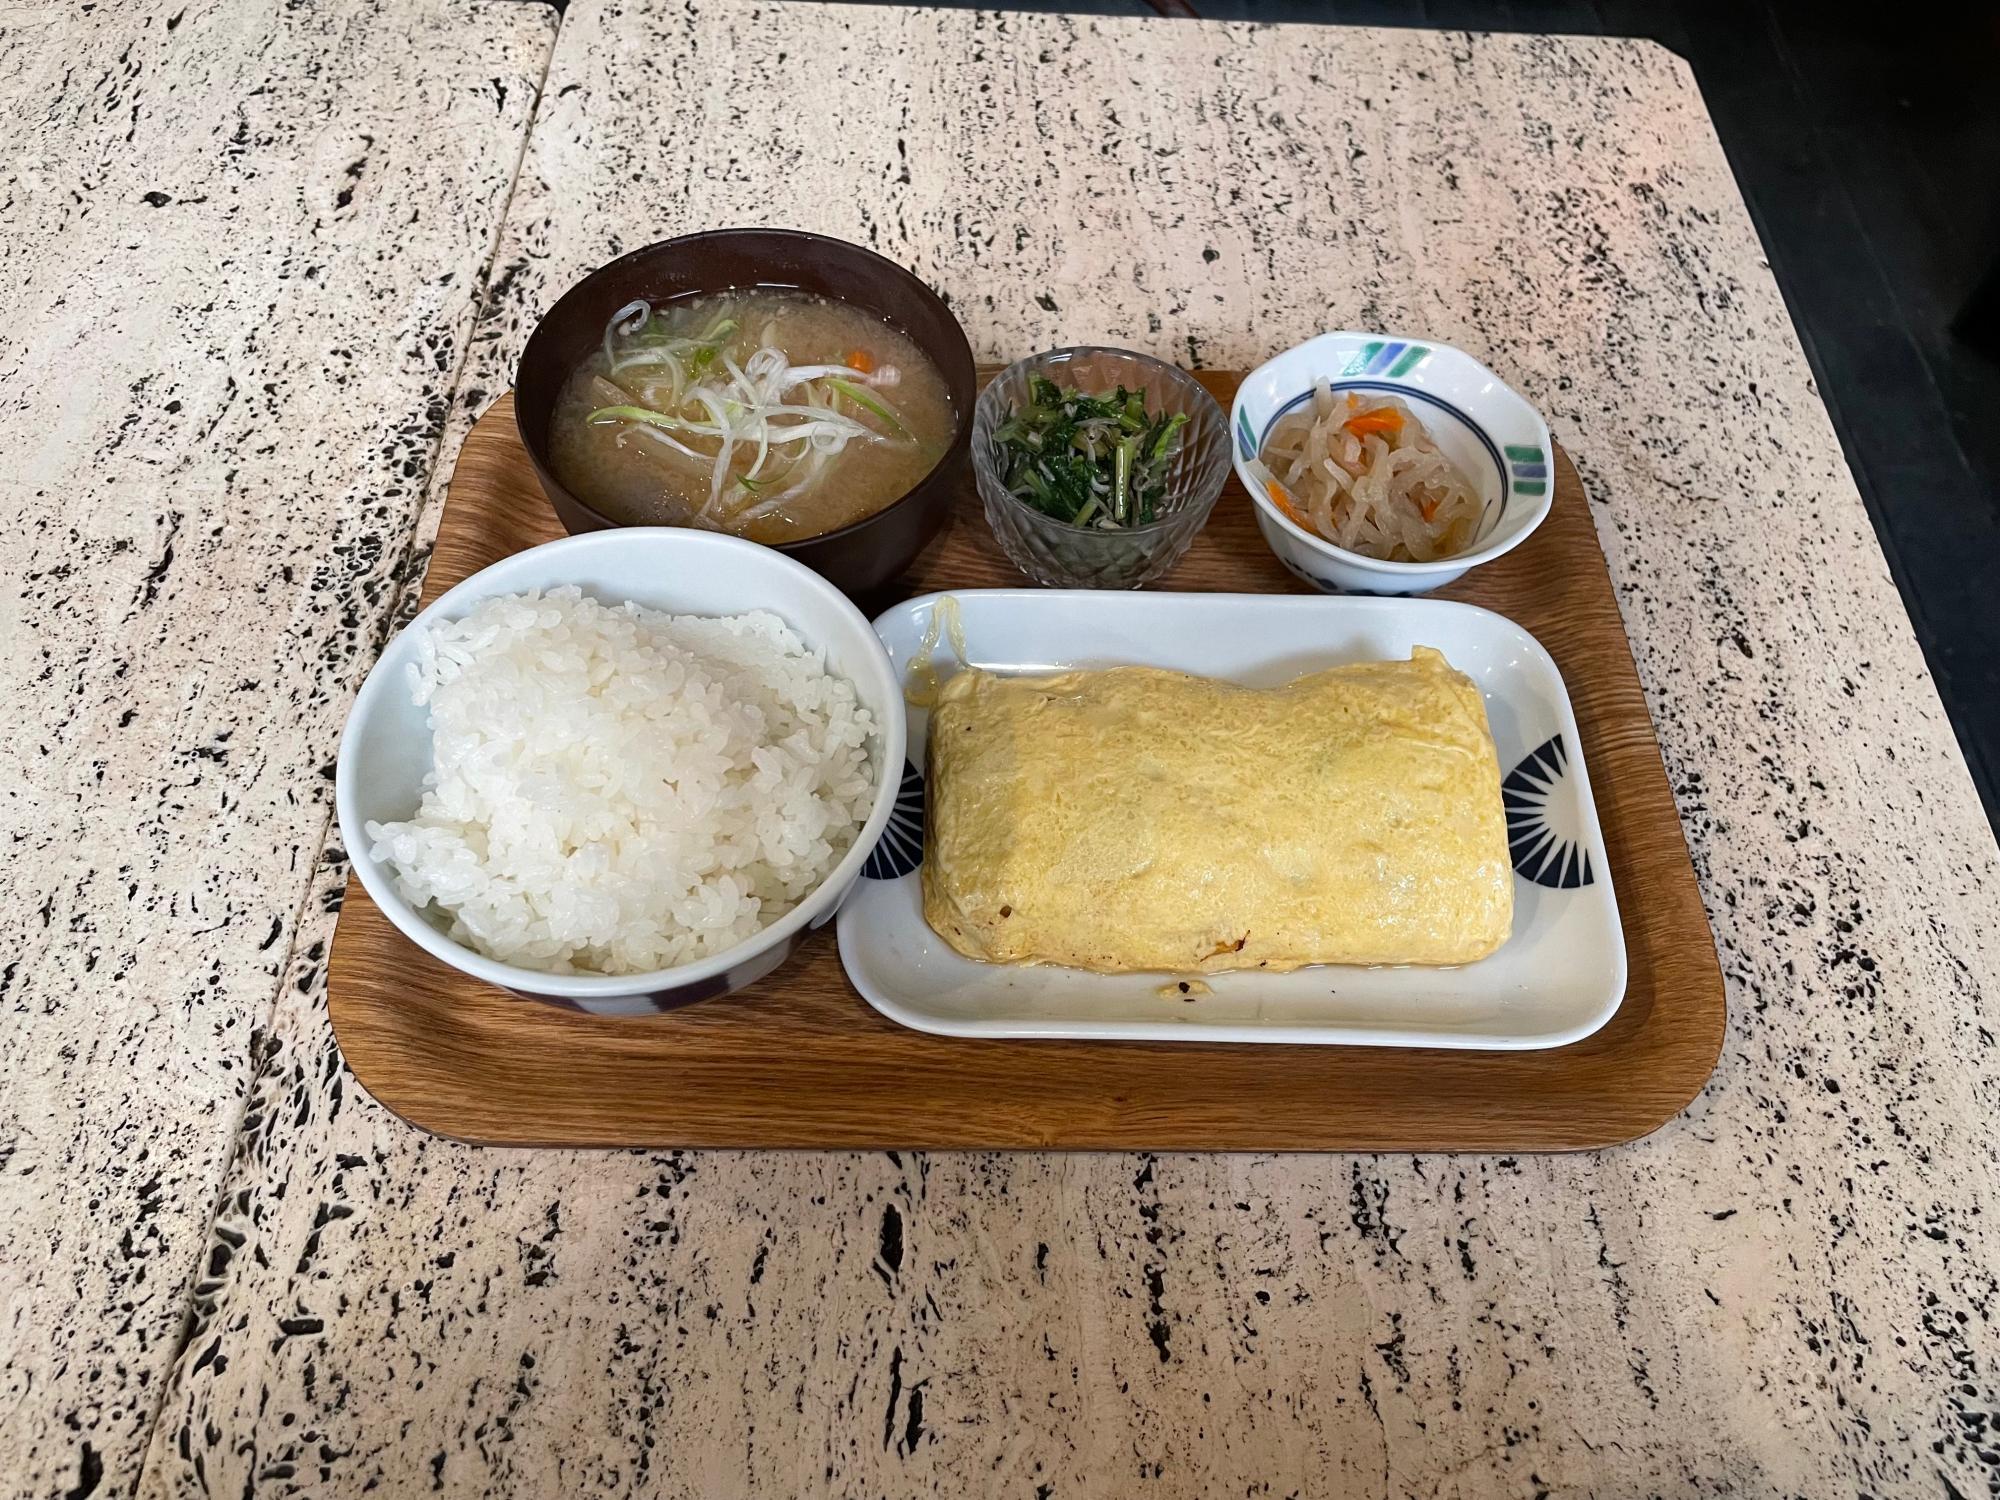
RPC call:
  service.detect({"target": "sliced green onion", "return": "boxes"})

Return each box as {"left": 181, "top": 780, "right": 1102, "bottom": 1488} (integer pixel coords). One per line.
{"left": 587, "top": 404, "right": 704, "bottom": 433}
{"left": 825, "top": 377, "right": 911, "bottom": 439}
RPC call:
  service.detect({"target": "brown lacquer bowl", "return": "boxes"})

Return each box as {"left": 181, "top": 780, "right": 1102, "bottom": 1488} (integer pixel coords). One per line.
{"left": 514, "top": 229, "right": 977, "bottom": 598}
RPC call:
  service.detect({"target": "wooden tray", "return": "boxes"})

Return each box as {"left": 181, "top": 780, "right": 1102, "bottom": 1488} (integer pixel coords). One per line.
{"left": 328, "top": 376, "right": 1725, "bottom": 1151}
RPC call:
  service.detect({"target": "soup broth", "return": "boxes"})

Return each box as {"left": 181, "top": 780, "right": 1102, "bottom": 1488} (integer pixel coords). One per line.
{"left": 548, "top": 289, "right": 956, "bottom": 544}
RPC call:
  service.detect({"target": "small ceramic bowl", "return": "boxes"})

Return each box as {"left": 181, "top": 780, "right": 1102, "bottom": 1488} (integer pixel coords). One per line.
{"left": 335, "top": 528, "right": 906, "bottom": 1017}
{"left": 514, "top": 228, "right": 976, "bottom": 601}
{"left": 1232, "top": 332, "right": 1554, "bottom": 595}
{"left": 973, "top": 347, "right": 1230, "bottom": 589}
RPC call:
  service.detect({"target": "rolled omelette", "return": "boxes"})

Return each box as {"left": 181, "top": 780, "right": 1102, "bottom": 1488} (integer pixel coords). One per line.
{"left": 921, "top": 647, "right": 1513, "bottom": 972}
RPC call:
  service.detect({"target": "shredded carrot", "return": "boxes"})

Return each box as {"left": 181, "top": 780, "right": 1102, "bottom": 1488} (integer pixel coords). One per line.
{"left": 1418, "top": 495, "right": 1441, "bottom": 523}
{"left": 845, "top": 348, "right": 876, "bottom": 374}
{"left": 1343, "top": 408, "right": 1404, "bottom": 438}
{"left": 1267, "top": 481, "right": 1313, "bottom": 530}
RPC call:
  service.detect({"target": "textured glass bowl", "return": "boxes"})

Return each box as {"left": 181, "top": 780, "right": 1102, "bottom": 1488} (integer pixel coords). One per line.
{"left": 973, "top": 347, "right": 1230, "bottom": 589}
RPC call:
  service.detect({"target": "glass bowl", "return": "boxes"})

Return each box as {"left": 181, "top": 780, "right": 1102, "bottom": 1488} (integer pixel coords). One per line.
{"left": 973, "top": 347, "right": 1230, "bottom": 589}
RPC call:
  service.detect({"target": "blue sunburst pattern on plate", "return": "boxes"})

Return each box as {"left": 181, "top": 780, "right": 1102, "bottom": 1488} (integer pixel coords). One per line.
{"left": 861, "top": 759, "right": 925, "bottom": 880}
{"left": 1504, "top": 734, "right": 1593, "bottom": 888}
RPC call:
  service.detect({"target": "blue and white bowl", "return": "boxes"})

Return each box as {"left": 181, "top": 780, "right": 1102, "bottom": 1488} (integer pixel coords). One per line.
{"left": 1232, "top": 332, "right": 1555, "bottom": 595}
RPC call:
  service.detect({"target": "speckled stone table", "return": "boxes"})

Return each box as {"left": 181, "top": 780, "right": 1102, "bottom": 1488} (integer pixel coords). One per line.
{"left": 0, "top": 1, "right": 555, "bottom": 1495}
{"left": 5, "top": 1, "right": 1996, "bottom": 1496}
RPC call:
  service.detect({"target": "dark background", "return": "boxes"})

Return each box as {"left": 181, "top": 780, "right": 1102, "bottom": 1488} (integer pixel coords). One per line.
{"left": 817, "top": 0, "right": 2000, "bottom": 830}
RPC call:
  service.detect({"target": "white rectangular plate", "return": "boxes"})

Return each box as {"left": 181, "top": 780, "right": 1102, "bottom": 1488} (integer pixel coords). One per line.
{"left": 837, "top": 591, "right": 1626, "bottom": 1049}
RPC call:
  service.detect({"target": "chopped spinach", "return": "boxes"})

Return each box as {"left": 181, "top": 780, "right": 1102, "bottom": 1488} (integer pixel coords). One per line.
{"left": 990, "top": 376, "right": 1190, "bottom": 528}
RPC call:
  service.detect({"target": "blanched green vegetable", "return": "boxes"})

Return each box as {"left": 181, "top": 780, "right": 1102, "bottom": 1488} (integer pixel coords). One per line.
{"left": 991, "top": 376, "right": 1189, "bottom": 528}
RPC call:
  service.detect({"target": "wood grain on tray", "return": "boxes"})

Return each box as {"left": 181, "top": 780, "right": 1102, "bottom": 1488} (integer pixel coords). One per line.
{"left": 328, "top": 375, "right": 1725, "bottom": 1151}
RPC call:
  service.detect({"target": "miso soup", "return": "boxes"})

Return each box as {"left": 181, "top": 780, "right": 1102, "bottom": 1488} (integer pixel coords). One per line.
{"left": 547, "top": 289, "right": 957, "bottom": 544}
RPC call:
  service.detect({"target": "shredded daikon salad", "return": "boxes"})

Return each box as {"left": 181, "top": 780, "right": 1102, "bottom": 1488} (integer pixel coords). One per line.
{"left": 582, "top": 297, "right": 918, "bottom": 528}
{"left": 1247, "top": 388, "right": 1482, "bottom": 562}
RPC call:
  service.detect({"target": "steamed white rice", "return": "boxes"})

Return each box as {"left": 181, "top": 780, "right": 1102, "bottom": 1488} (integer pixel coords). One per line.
{"left": 365, "top": 587, "right": 876, "bottom": 975}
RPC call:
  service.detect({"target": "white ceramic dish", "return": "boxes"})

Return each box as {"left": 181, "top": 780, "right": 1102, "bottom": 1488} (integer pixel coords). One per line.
{"left": 336, "top": 528, "right": 905, "bottom": 1018}
{"left": 837, "top": 590, "right": 1625, "bottom": 1049}
{"left": 1232, "top": 332, "right": 1554, "bottom": 595}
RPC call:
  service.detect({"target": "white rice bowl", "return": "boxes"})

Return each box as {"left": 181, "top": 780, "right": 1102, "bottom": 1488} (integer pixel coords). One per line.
{"left": 364, "top": 586, "right": 877, "bottom": 976}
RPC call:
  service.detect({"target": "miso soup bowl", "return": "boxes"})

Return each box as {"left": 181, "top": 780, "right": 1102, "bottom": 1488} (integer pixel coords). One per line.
{"left": 1233, "top": 332, "right": 1554, "bottom": 596}
{"left": 335, "top": 527, "right": 906, "bottom": 1018}
{"left": 515, "top": 228, "right": 977, "bottom": 601}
